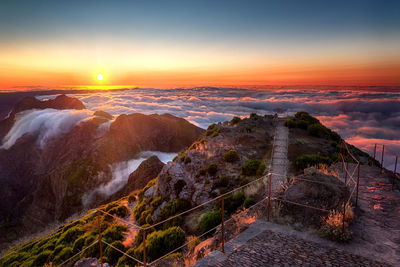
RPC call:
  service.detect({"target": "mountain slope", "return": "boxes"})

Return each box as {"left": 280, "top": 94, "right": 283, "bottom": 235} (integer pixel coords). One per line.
{"left": 0, "top": 95, "right": 203, "bottom": 251}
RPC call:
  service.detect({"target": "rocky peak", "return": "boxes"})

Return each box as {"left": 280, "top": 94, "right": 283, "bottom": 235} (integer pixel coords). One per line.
{"left": 111, "top": 156, "right": 165, "bottom": 200}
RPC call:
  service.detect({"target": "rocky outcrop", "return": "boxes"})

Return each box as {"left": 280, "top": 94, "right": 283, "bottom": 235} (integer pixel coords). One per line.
{"left": 154, "top": 115, "right": 274, "bottom": 207}
{"left": 112, "top": 156, "right": 165, "bottom": 199}
{"left": 278, "top": 167, "right": 345, "bottom": 226}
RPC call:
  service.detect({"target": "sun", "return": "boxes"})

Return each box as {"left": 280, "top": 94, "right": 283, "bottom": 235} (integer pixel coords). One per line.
{"left": 97, "top": 74, "right": 104, "bottom": 81}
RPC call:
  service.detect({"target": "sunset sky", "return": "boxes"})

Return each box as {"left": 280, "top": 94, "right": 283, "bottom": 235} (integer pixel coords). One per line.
{"left": 1, "top": 0, "right": 400, "bottom": 89}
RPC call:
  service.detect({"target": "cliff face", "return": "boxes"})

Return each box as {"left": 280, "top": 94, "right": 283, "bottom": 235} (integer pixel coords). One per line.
{"left": 0, "top": 95, "right": 203, "bottom": 249}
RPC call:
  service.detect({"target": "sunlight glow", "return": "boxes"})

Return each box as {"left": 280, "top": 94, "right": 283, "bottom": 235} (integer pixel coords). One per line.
{"left": 97, "top": 74, "right": 104, "bottom": 81}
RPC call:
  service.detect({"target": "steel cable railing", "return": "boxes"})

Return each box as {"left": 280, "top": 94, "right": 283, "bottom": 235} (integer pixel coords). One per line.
{"left": 3, "top": 145, "right": 362, "bottom": 266}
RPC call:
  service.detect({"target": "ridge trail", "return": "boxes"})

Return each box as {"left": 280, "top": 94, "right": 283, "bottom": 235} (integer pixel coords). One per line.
{"left": 269, "top": 119, "right": 288, "bottom": 191}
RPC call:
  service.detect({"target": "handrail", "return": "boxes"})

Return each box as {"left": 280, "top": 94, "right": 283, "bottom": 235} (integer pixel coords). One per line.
{"left": 2, "top": 144, "right": 362, "bottom": 267}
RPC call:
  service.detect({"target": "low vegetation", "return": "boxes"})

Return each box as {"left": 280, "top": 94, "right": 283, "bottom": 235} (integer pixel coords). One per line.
{"left": 224, "top": 149, "right": 239, "bottom": 162}
{"left": 231, "top": 116, "right": 241, "bottom": 124}
{"left": 207, "top": 163, "right": 218, "bottom": 175}
{"left": 295, "top": 154, "right": 333, "bottom": 170}
{"left": 242, "top": 160, "right": 266, "bottom": 176}
{"left": 318, "top": 205, "right": 354, "bottom": 242}
{"left": 199, "top": 210, "right": 222, "bottom": 234}
{"left": 285, "top": 111, "right": 341, "bottom": 142}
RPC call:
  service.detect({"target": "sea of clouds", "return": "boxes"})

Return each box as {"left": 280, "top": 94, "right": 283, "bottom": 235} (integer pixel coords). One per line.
{"left": 6, "top": 87, "right": 399, "bottom": 171}
{"left": 65, "top": 87, "right": 400, "bottom": 170}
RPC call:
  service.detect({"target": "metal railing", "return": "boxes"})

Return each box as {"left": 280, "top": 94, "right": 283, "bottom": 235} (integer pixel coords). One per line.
{"left": 372, "top": 143, "right": 400, "bottom": 190}
{"left": 1, "top": 144, "right": 362, "bottom": 267}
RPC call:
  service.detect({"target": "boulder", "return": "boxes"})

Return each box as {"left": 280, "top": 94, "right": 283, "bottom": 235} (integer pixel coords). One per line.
{"left": 279, "top": 168, "right": 345, "bottom": 226}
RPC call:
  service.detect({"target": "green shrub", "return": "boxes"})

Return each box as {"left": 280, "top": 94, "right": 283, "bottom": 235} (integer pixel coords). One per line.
{"left": 224, "top": 150, "right": 239, "bottom": 162}
{"left": 54, "top": 244, "right": 65, "bottom": 255}
{"left": 256, "top": 162, "right": 266, "bottom": 176}
{"left": 284, "top": 118, "right": 296, "bottom": 128}
{"left": 295, "top": 154, "right": 332, "bottom": 170}
{"left": 81, "top": 235, "right": 100, "bottom": 258}
{"left": 108, "top": 205, "right": 129, "bottom": 218}
{"left": 318, "top": 209, "right": 353, "bottom": 242}
{"left": 243, "top": 198, "right": 256, "bottom": 208}
{"left": 72, "top": 236, "right": 86, "bottom": 252}
{"left": 330, "top": 140, "right": 338, "bottom": 148}
{"left": 242, "top": 160, "right": 263, "bottom": 176}
{"left": 134, "top": 224, "right": 155, "bottom": 245}
{"left": 307, "top": 123, "right": 329, "bottom": 137}
{"left": 0, "top": 254, "right": 22, "bottom": 266}
{"left": 196, "top": 169, "right": 207, "bottom": 177}
{"left": 211, "top": 129, "right": 220, "bottom": 138}
{"left": 32, "top": 250, "right": 52, "bottom": 266}
{"left": 207, "top": 163, "right": 218, "bottom": 175}
{"left": 240, "top": 178, "right": 250, "bottom": 186}
{"left": 53, "top": 247, "right": 73, "bottom": 264}
{"left": 216, "top": 175, "right": 229, "bottom": 188}
{"left": 199, "top": 210, "right": 222, "bottom": 234}
{"left": 105, "top": 202, "right": 119, "bottom": 212}
{"left": 103, "top": 225, "right": 128, "bottom": 243}
{"left": 116, "top": 248, "right": 137, "bottom": 266}
{"left": 135, "top": 227, "right": 186, "bottom": 262}
{"left": 207, "top": 123, "right": 216, "bottom": 131}
{"left": 329, "top": 130, "right": 341, "bottom": 142}
{"left": 104, "top": 240, "right": 125, "bottom": 265}
{"left": 189, "top": 139, "right": 207, "bottom": 150}
{"left": 127, "top": 194, "right": 136, "bottom": 203}
{"left": 150, "top": 196, "right": 164, "bottom": 209}
{"left": 294, "top": 111, "right": 319, "bottom": 125}
{"left": 231, "top": 116, "right": 241, "bottom": 124}
{"left": 166, "top": 252, "right": 183, "bottom": 261}
{"left": 133, "top": 201, "right": 146, "bottom": 220}
{"left": 138, "top": 209, "right": 152, "bottom": 225}
{"left": 223, "top": 192, "right": 245, "bottom": 214}
{"left": 138, "top": 179, "right": 156, "bottom": 201}
{"left": 56, "top": 226, "right": 84, "bottom": 246}
{"left": 159, "top": 198, "right": 191, "bottom": 221}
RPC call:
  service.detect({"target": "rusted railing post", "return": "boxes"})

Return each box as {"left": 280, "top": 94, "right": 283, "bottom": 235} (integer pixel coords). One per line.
{"left": 97, "top": 211, "right": 103, "bottom": 267}
{"left": 143, "top": 229, "right": 146, "bottom": 267}
{"left": 373, "top": 143, "right": 377, "bottom": 160}
{"left": 267, "top": 173, "right": 272, "bottom": 221}
{"left": 381, "top": 145, "right": 385, "bottom": 173}
{"left": 221, "top": 197, "right": 225, "bottom": 253}
{"left": 393, "top": 156, "right": 398, "bottom": 190}
{"left": 356, "top": 164, "right": 360, "bottom": 207}
{"left": 342, "top": 185, "right": 347, "bottom": 234}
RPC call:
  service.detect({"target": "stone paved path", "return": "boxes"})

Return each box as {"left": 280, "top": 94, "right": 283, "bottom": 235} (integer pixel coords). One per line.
{"left": 270, "top": 120, "right": 288, "bottom": 191}
{"left": 194, "top": 220, "right": 390, "bottom": 267}
{"left": 216, "top": 228, "right": 389, "bottom": 267}
{"left": 335, "top": 163, "right": 400, "bottom": 266}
